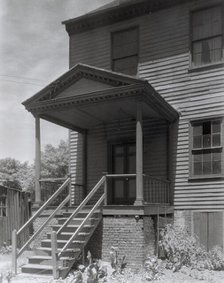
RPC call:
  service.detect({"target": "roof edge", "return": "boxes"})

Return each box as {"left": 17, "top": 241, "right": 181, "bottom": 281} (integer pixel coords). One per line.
{"left": 62, "top": 0, "right": 193, "bottom": 35}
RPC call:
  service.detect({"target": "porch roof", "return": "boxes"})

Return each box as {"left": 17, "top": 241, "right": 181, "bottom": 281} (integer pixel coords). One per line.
{"left": 23, "top": 64, "right": 179, "bottom": 132}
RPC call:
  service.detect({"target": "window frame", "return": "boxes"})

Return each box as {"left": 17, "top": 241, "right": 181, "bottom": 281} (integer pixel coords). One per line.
{"left": 0, "top": 194, "right": 7, "bottom": 217}
{"left": 111, "top": 26, "right": 139, "bottom": 75}
{"left": 189, "top": 118, "right": 224, "bottom": 180}
{"left": 189, "top": 4, "right": 224, "bottom": 70}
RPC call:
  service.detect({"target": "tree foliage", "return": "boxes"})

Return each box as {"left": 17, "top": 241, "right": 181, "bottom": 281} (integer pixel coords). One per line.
{"left": 0, "top": 140, "right": 69, "bottom": 192}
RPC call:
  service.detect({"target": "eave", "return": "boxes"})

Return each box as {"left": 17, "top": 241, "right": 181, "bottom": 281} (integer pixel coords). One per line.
{"left": 62, "top": 0, "right": 196, "bottom": 35}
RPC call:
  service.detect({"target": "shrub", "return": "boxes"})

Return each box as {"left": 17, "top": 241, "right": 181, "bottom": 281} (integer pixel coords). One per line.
{"left": 159, "top": 224, "right": 224, "bottom": 271}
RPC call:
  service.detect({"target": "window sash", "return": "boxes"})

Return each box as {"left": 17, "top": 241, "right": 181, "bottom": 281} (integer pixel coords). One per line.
{"left": 191, "top": 6, "right": 223, "bottom": 66}
{"left": 191, "top": 119, "right": 223, "bottom": 177}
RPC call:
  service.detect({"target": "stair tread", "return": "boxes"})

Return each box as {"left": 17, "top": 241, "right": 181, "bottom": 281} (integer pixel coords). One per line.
{"left": 42, "top": 239, "right": 85, "bottom": 243}
{"left": 52, "top": 224, "right": 94, "bottom": 228}
{"left": 29, "top": 255, "right": 76, "bottom": 261}
{"left": 37, "top": 247, "right": 80, "bottom": 252}
{"left": 22, "top": 264, "right": 68, "bottom": 270}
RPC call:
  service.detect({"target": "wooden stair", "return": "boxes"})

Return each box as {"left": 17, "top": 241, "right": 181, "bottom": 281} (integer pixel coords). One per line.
{"left": 21, "top": 208, "right": 102, "bottom": 278}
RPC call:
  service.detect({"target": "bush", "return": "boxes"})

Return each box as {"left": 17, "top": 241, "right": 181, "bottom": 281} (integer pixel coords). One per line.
{"left": 159, "top": 224, "right": 224, "bottom": 271}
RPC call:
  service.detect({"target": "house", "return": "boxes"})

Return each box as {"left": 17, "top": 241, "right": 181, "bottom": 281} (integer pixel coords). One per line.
{"left": 14, "top": 0, "right": 224, "bottom": 278}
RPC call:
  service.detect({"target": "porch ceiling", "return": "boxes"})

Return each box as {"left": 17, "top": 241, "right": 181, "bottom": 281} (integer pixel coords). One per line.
{"left": 23, "top": 64, "right": 179, "bottom": 132}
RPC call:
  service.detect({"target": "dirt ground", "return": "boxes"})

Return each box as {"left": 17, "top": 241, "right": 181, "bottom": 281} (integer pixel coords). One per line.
{"left": 1, "top": 253, "right": 224, "bottom": 283}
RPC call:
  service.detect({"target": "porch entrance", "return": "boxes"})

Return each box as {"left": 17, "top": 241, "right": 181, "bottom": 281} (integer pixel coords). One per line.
{"left": 111, "top": 143, "right": 136, "bottom": 205}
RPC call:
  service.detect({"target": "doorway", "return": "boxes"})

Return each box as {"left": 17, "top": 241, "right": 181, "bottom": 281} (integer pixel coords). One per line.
{"left": 110, "top": 142, "right": 136, "bottom": 204}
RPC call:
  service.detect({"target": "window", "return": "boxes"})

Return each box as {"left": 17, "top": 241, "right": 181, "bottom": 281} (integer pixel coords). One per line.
{"left": 191, "top": 6, "right": 223, "bottom": 67}
{"left": 190, "top": 119, "right": 223, "bottom": 177}
{"left": 0, "top": 195, "right": 7, "bottom": 217}
{"left": 111, "top": 27, "right": 138, "bottom": 75}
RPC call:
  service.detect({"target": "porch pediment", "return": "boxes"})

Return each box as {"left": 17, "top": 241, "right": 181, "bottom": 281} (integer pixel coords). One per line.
{"left": 23, "top": 64, "right": 179, "bottom": 132}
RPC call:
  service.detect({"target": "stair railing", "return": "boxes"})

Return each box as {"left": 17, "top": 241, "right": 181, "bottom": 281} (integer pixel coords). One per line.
{"left": 51, "top": 176, "right": 106, "bottom": 279}
{"left": 12, "top": 177, "right": 71, "bottom": 274}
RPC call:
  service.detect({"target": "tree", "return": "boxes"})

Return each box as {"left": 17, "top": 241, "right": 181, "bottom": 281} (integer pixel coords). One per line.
{"left": 0, "top": 140, "right": 69, "bottom": 192}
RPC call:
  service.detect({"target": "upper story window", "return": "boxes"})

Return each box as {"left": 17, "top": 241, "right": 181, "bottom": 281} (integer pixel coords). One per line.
{"left": 111, "top": 27, "right": 138, "bottom": 75}
{"left": 191, "top": 6, "right": 223, "bottom": 67}
{"left": 190, "top": 119, "right": 223, "bottom": 178}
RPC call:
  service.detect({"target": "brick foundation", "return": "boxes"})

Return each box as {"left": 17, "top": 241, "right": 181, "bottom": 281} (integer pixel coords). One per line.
{"left": 86, "top": 215, "right": 156, "bottom": 267}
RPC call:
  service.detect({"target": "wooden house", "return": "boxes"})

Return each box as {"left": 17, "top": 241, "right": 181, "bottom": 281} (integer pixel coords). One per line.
{"left": 16, "top": 0, "right": 224, "bottom": 278}
{"left": 0, "top": 185, "right": 30, "bottom": 246}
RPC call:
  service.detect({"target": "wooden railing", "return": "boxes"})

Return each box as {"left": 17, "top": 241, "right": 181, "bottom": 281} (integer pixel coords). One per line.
{"left": 12, "top": 177, "right": 71, "bottom": 274}
{"left": 143, "top": 175, "right": 171, "bottom": 204}
{"left": 51, "top": 176, "right": 106, "bottom": 278}
{"left": 40, "top": 177, "right": 69, "bottom": 206}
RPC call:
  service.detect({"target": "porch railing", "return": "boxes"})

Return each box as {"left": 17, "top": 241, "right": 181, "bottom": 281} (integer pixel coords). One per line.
{"left": 143, "top": 175, "right": 171, "bottom": 204}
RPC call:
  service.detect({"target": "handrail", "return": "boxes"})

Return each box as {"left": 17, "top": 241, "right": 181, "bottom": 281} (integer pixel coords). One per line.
{"left": 106, "top": 174, "right": 136, "bottom": 178}
{"left": 57, "top": 176, "right": 105, "bottom": 236}
{"left": 12, "top": 177, "right": 71, "bottom": 274}
{"left": 17, "top": 177, "right": 70, "bottom": 236}
{"left": 58, "top": 193, "right": 105, "bottom": 259}
{"left": 17, "top": 195, "right": 70, "bottom": 257}
{"left": 143, "top": 174, "right": 171, "bottom": 184}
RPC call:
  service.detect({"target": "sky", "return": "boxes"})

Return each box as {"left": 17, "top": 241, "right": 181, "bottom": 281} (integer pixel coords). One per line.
{"left": 0, "top": 0, "right": 112, "bottom": 164}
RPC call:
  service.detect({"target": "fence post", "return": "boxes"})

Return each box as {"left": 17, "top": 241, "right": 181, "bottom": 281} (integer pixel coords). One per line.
{"left": 104, "top": 176, "right": 107, "bottom": 206}
{"left": 51, "top": 231, "right": 59, "bottom": 279}
{"left": 12, "top": 229, "right": 17, "bottom": 274}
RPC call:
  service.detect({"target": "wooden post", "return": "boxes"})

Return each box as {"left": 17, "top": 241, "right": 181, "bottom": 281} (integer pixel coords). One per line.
{"left": 104, "top": 176, "right": 107, "bottom": 206}
{"left": 134, "top": 101, "right": 144, "bottom": 206}
{"left": 12, "top": 229, "right": 17, "bottom": 274}
{"left": 35, "top": 116, "right": 41, "bottom": 206}
{"left": 51, "top": 231, "right": 59, "bottom": 279}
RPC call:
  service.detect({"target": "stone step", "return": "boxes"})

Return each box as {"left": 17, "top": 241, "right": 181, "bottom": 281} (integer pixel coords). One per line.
{"left": 21, "top": 264, "right": 68, "bottom": 276}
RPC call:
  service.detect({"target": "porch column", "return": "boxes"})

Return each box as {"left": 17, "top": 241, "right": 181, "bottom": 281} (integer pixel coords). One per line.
{"left": 35, "top": 116, "right": 41, "bottom": 206}
{"left": 134, "top": 101, "right": 144, "bottom": 206}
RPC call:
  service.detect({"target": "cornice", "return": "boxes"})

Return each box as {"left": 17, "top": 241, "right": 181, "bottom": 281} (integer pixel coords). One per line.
{"left": 26, "top": 84, "right": 145, "bottom": 113}
{"left": 63, "top": 0, "right": 194, "bottom": 35}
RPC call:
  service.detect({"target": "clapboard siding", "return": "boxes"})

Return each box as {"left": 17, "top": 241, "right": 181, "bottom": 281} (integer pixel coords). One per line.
{"left": 69, "top": 0, "right": 224, "bottom": 210}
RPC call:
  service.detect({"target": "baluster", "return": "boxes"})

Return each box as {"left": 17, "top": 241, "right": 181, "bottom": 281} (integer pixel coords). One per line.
{"left": 12, "top": 229, "right": 17, "bottom": 274}
{"left": 51, "top": 231, "right": 59, "bottom": 279}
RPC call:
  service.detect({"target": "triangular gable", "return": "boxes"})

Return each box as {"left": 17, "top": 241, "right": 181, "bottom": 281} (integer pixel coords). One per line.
{"left": 56, "top": 77, "right": 115, "bottom": 99}
{"left": 23, "top": 63, "right": 145, "bottom": 108}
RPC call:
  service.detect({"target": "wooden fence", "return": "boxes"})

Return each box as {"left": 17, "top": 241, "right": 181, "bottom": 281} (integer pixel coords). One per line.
{"left": 0, "top": 185, "right": 31, "bottom": 247}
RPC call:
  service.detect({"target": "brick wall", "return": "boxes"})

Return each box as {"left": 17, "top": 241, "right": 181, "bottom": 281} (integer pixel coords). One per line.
{"left": 86, "top": 215, "right": 156, "bottom": 267}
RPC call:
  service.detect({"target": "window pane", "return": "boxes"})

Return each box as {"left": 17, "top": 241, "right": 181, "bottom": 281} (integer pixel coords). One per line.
{"left": 203, "top": 121, "right": 211, "bottom": 135}
{"left": 212, "top": 121, "right": 221, "bottom": 133}
{"left": 194, "top": 162, "right": 202, "bottom": 175}
{"left": 194, "top": 154, "right": 202, "bottom": 162}
{"left": 203, "top": 153, "right": 212, "bottom": 174}
{"left": 213, "top": 161, "right": 221, "bottom": 174}
{"left": 193, "top": 136, "right": 202, "bottom": 148}
{"left": 193, "top": 124, "right": 202, "bottom": 136}
{"left": 192, "top": 7, "right": 222, "bottom": 40}
{"left": 212, "top": 134, "right": 221, "bottom": 147}
{"left": 2, "top": 208, "right": 6, "bottom": 217}
{"left": 203, "top": 134, "right": 211, "bottom": 148}
{"left": 113, "top": 55, "right": 138, "bottom": 75}
{"left": 212, "top": 152, "right": 221, "bottom": 161}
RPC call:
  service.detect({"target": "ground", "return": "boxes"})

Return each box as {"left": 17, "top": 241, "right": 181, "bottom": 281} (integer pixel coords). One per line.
{"left": 1, "top": 253, "right": 224, "bottom": 283}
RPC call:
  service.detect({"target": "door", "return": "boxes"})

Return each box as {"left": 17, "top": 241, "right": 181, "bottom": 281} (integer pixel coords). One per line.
{"left": 111, "top": 143, "right": 136, "bottom": 204}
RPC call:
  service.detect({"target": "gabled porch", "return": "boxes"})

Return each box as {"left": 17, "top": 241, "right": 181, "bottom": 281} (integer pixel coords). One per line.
{"left": 23, "top": 63, "right": 179, "bottom": 210}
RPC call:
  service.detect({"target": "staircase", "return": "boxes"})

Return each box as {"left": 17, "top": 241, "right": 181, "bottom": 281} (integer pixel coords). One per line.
{"left": 12, "top": 176, "right": 106, "bottom": 279}
{"left": 21, "top": 208, "right": 102, "bottom": 278}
